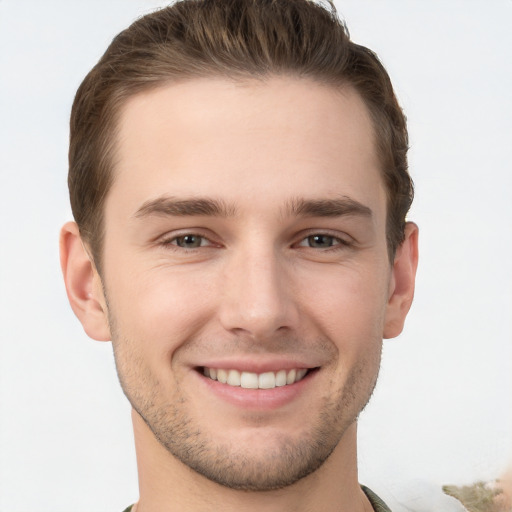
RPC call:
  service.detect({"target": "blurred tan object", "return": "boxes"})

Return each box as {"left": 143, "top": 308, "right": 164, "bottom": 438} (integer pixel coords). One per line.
{"left": 443, "top": 478, "right": 511, "bottom": 512}
{"left": 497, "top": 466, "right": 512, "bottom": 510}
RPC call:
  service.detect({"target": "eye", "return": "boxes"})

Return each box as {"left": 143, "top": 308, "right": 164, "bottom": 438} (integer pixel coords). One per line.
{"left": 166, "top": 234, "right": 210, "bottom": 249}
{"left": 297, "top": 234, "right": 347, "bottom": 249}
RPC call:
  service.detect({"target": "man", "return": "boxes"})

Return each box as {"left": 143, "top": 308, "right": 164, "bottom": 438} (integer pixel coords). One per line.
{"left": 59, "top": 0, "right": 418, "bottom": 510}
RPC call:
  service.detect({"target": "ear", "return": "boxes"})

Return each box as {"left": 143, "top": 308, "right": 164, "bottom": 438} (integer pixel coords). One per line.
{"left": 59, "top": 221, "right": 111, "bottom": 341}
{"left": 383, "top": 222, "right": 419, "bottom": 339}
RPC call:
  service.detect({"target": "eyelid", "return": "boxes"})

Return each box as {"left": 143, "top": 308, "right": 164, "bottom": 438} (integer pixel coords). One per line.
{"left": 157, "top": 229, "right": 220, "bottom": 249}
{"left": 294, "top": 229, "right": 353, "bottom": 247}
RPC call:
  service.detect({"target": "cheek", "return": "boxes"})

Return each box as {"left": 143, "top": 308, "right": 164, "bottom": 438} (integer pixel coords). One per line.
{"left": 105, "top": 262, "right": 219, "bottom": 357}
{"left": 297, "top": 263, "right": 390, "bottom": 347}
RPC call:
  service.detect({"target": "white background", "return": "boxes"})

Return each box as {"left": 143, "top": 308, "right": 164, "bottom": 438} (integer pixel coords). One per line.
{"left": 0, "top": 1, "right": 511, "bottom": 511}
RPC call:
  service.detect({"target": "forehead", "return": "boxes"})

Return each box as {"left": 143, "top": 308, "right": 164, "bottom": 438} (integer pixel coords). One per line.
{"left": 109, "top": 76, "right": 386, "bottom": 221}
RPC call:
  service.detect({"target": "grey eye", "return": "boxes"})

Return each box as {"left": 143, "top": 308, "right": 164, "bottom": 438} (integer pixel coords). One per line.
{"left": 175, "top": 234, "right": 204, "bottom": 248}
{"left": 306, "top": 234, "right": 336, "bottom": 248}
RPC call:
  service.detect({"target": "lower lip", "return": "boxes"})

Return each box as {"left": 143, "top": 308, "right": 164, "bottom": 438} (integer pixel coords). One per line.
{"left": 196, "top": 370, "right": 317, "bottom": 410}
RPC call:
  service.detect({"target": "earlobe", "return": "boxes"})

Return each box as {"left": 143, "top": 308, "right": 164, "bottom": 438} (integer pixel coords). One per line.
{"left": 59, "top": 221, "right": 111, "bottom": 341}
{"left": 383, "top": 222, "right": 419, "bottom": 339}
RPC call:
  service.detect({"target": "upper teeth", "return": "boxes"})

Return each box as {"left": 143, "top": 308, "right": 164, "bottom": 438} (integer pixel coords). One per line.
{"left": 203, "top": 367, "right": 308, "bottom": 389}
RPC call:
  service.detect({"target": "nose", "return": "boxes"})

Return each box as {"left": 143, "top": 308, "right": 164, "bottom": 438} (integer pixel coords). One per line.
{"left": 218, "top": 247, "right": 300, "bottom": 340}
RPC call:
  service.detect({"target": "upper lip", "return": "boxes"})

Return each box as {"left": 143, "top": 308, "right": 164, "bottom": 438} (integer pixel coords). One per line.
{"left": 193, "top": 357, "right": 322, "bottom": 373}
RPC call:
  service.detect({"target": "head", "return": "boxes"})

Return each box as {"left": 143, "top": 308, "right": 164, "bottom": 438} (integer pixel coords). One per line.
{"left": 68, "top": 0, "right": 412, "bottom": 275}
{"left": 61, "top": 0, "right": 418, "bottom": 496}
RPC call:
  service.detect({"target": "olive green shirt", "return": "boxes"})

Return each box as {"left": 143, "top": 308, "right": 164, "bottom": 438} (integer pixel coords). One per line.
{"left": 122, "top": 485, "right": 391, "bottom": 511}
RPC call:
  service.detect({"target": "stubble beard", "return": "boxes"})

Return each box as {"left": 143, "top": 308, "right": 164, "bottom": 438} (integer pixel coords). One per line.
{"left": 109, "top": 315, "right": 381, "bottom": 491}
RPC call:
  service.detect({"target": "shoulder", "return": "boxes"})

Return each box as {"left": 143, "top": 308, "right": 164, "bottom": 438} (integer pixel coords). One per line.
{"left": 361, "top": 485, "right": 392, "bottom": 512}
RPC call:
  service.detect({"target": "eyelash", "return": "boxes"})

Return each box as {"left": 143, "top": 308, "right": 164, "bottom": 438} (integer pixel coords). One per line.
{"left": 296, "top": 233, "right": 352, "bottom": 250}
{"left": 158, "top": 231, "right": 352, "bottom": 252}
{"left": 159, "top": 233, "right": 216, "bottom": 250}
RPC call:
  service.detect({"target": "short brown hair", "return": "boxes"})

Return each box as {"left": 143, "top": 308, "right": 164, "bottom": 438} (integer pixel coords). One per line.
{"left": 69, "top": 0, "right": 413, "bottom": 272}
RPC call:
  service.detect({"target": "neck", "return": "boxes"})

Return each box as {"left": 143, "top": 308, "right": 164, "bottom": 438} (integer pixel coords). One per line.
{"left": 132, "top": 410, "right": 372, "bottom": 512}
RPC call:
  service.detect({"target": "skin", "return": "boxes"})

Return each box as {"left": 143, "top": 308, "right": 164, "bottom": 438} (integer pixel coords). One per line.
{"left": 60, "top": 77, "right": 418, "bottom": 512}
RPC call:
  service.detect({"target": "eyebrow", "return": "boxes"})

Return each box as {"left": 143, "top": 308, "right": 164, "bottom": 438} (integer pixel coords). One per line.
{"left": 284, "top": 197, "right": 373, "bottom": 218}
{"left": 134, "top": 196, "right": 237, "bottom": 219}
{"left": 133, "top": 195, "right": 372, "bottom": 220}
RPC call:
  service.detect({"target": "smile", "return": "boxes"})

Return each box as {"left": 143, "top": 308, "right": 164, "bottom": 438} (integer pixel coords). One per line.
{"left": 202, "top": 367, "right": 309, "bottom": 389}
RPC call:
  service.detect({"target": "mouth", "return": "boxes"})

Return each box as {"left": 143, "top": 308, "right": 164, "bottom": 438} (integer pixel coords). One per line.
{"left": 199, "top": 367, "right": 316, "bottom": 390}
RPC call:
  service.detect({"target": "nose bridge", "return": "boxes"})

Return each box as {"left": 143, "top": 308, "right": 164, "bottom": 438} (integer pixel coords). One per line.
{"left": 219, "top": 242, "right": 298, "bottom": 337}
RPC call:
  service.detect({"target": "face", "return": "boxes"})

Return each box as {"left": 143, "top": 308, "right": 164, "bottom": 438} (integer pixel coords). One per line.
{"left": 100, "top": 77, "right": 393, "bottom": 490}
